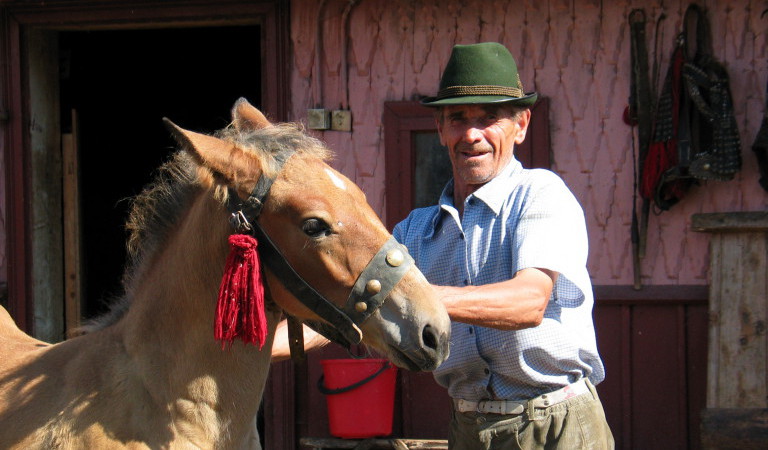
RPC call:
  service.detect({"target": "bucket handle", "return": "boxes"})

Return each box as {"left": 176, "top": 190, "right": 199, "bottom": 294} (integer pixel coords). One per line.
{"left": 318, "top": 361, "right": 392, "bottom": 395}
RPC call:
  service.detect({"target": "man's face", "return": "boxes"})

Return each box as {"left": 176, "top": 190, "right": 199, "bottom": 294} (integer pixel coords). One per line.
{"left": 437, "top": 103, "right": 530, "bottom": 194}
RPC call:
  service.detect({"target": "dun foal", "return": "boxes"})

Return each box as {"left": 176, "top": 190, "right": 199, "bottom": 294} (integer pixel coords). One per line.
{"left": 0, "top": 99, "right": 450, "bottom": 449}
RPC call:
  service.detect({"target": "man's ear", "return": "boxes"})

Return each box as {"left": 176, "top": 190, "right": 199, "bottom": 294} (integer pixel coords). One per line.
{"left": 437, "top": 119, "right": 446, "bottom": 146}
{"left": 514, "top": 109, "right": 532, "bottom": 145}
{"left": 435, "top": 109, "right": 446, "bottom": 146}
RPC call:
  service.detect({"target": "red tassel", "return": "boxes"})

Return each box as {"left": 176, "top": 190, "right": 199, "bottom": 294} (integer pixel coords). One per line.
{"left": 215, "top": 234, "right": 268, "bottom": 349}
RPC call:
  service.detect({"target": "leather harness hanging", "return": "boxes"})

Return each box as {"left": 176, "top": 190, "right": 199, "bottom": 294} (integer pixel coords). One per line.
{"left": 754, "top": 75, "right": 768, "bottom": 192}
{"left": 645, "top": 4, "right": 742, "bottom": 211}
{"left": 756, "top": 10, "right": 768, "bottom": 192}
{"left": 226, "top": 151, "right": 415, "bottom": 359}
{"left": 628, "top": 8, "right": 654, "bottom": 289}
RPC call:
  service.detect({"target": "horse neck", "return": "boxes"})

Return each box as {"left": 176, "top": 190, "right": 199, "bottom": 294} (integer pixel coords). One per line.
{"left": 118, "top": 191, "right": 277, "bottom": 442}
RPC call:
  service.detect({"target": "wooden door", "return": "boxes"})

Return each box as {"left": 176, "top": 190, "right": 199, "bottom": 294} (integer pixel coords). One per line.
{"left": 0, "top": 0, "right": 289, "bottom": 339}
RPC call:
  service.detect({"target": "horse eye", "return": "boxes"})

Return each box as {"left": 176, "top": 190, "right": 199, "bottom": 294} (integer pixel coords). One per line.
{"left": 302, "top": 218, "right": 331, "bottom": 238}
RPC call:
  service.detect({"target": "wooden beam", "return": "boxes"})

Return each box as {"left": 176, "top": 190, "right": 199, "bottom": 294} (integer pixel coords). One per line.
{"left": 701, "top": 409, "right": 768, "bottom": 449}
{"left": 62, "top": 118, "right": 83, "bottom": 336}
{"left": 692, "top": 211, "right": 768, "bottom": 233}
{"left": 300, "top": 437, "right": 447, "bottom": 449}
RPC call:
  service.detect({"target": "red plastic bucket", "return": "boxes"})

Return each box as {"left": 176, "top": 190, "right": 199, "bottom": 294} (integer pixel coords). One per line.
{"left": 319, "top": 359, "right": 397, "bottom": 439}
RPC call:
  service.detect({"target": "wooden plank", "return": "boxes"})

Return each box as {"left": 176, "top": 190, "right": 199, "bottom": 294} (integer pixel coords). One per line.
{"left": 692, "top": 212, "right": 768, "bottom": 233}
{"left": 593, "top": 284, "right": 709, "bottom": 305}
{"left": 700, "top": 408, "right": 768, "bottom": 450}
{"left": 706, "top": 233, "right": 723, "bottom": 408}
{"left": 400, "top": 370, "right": 450, "bottom": 439}
{"left": 631, "top": 305, "right": 684, "bottom": 449}
{"left": 4, "top": 4, "right": 31, "bottom": 333}
{"left": 62, "top": 109, "right": 83, "bottom": 337}
{"left": 687, "top": 303, "right": 709, "bottom": 450}
{"left": 592, "top": 304, "right": 626, "bottom": 448}
{"left": 300, "top": 437, "right": 448, "bottom": 449}
{"left": 28, "top": 28, "right": 63, "bottom": 342}
{"left": 708, "top": 232, "right": 767, "bottom": 408}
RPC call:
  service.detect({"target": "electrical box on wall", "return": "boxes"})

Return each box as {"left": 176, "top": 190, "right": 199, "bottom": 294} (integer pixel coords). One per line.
{"left": 307, "top": 109, "right": 330, "bottom": 130}
{"left": 331, "top": 110, "right": 352, "bottom": 132}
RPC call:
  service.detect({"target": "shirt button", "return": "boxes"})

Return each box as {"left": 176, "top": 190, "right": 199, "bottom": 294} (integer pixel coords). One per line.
{"left": 468, "top": 328, "right": 474, "bottom": 334}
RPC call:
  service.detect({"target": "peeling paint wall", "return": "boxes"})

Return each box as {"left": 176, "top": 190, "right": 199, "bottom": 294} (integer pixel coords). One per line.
{"left": 0, "top": 0, "right": 764, "bottom": 290}
{"left": 290, "top": 0, "right": 768, "bottom": 286}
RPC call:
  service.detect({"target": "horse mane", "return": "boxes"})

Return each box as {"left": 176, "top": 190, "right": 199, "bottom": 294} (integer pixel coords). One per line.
{"left": 82, "top": 121, "right": 332, "bottom": 332}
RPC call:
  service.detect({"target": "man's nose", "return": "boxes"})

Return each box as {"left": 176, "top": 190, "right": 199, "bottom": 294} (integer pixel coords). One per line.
{"left": 462, "top": 125, "right": 483, "bottom": 143}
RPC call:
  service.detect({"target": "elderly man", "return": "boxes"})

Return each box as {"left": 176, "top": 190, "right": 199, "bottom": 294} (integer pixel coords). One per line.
{"left": 392, "top": 42, "right": 614, "bottom": 449}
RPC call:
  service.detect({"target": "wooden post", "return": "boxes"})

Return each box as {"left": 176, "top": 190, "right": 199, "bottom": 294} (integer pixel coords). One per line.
{"left": 692, "top": 212, "right": 768, "bottom": 449}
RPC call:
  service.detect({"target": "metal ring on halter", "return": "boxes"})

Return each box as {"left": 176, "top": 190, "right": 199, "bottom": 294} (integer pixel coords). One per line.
{"left": 229, "top": 210, "right": 253, "bottom": 234}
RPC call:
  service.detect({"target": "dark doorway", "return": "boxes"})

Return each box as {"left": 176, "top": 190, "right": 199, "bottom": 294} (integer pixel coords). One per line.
{"left": 59, "top": 26, "right": 262, "bottom": 319}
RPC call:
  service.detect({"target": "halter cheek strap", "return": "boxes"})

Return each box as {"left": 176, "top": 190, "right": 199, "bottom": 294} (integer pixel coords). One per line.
{"left": 227, "top": 150, "right": 362, "bottom": 346}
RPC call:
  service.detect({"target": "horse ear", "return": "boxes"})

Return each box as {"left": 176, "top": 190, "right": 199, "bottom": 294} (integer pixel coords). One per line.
{"left": 232, "top": 97, "right": 271, "bottom": 132}
{"left": 163, "top": 118, "right": 260, "bottom": 183}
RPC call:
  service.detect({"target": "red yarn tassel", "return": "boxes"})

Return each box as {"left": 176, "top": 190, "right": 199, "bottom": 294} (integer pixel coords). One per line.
{"left": 215, "top": 234, "right": 268, "bottom": 349}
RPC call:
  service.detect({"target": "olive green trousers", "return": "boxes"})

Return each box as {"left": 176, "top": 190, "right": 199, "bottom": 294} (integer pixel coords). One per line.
{"left": 448, "top": 380, "right": 614, "bottom": 449}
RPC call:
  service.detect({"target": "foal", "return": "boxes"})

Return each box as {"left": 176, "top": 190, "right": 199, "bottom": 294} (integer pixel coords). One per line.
{"left": 0, "top": 99, "right": 450, "bottom": 448}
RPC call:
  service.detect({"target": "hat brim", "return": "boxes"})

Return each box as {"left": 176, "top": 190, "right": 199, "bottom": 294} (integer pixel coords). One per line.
{"left": 420, "top": 92, "right": 538, "bottom": 107}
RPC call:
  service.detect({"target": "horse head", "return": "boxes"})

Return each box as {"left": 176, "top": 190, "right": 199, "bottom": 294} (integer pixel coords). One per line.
{"left": 165, "top": 98, "right": 450, "bottom": 371}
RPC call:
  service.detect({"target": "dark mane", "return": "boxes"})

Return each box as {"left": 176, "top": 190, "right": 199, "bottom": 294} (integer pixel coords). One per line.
{"left": 83, "top": 121, "right": 332, "bottom": 332}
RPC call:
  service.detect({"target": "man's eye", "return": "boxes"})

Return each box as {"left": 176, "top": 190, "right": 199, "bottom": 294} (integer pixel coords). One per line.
{"left": 302, "top": 218, "right": 332, "bottom": 238}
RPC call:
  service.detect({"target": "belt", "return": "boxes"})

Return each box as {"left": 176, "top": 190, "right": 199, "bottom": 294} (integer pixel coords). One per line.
{"left": 453, "top": 379, "right": 590, "bottom": 415}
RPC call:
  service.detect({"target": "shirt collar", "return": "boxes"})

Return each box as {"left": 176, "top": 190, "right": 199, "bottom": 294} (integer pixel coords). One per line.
{"left": 427, "top": 158, "right": 523, "bottom": 236}
{"left": 424, "top": 182, "right": 457, "bottom": 238}
{"left": 470, "top": 158, "right": 522, "bottom": 215}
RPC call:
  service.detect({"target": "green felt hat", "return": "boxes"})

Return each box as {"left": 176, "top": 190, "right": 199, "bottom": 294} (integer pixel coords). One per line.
{"left": 421, "top": 42, "right": 538, "bottom": 107}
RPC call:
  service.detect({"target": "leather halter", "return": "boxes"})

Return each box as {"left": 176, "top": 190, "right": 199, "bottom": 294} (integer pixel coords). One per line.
{"left": 226, "top": 151, "right": 414, "bottom": 350}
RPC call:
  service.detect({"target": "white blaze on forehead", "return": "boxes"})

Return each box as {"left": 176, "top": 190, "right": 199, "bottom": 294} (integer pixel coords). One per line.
{"left": 325, "top": 168, "right": 347, "bottom": 191}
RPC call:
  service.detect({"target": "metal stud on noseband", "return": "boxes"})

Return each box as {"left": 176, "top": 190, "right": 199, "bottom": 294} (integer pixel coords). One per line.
{"left": 226, "top": 151, "right": 414, "bottom": 352}
{"left": 346, "top": 238, "right": 413, "bottom": 326}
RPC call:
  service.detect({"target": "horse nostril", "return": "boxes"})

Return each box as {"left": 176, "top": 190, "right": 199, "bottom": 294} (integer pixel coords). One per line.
{"left": 422, "top": 324, "right": 439, "bottom": 351}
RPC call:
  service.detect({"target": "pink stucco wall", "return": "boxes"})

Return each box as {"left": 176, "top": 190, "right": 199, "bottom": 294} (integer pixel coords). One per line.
{"left": 0, "top": 0, "right": 764, "bottom": 290}
{"left": 290, "top": 0, "right": 768, "bottom": 286}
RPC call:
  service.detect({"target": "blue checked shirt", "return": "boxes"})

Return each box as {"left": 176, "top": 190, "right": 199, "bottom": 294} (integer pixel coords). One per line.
{"left": 393, "top": 158, "right": 605, "bottom": 402}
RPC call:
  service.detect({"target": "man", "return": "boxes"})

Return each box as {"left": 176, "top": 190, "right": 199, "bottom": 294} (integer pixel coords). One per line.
{"left": 391, "top": 42, "right": 613, "bottom": 449}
